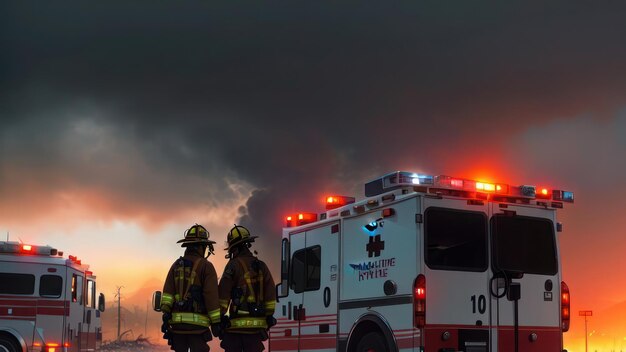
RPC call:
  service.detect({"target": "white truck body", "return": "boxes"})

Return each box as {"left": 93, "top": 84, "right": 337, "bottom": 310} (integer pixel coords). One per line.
{"left": 270, "top": 171, "right": 572, "bottom": 352}
{"left": 0, "top": 242, "right": 104, "bottom": 352}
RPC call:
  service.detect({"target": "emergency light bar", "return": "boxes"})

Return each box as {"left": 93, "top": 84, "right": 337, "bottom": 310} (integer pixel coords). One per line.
{"left": 285, "top": 212, "right": 318, "bottom": 227}
{"left": 326, "top": 195, "right": 356, "bottom": 210}
{"left": 0, "top": 241, "right": 59, "bottom": 256}
{"left": 365, "top": 171, "right": 434, "bottom": 197}
{"left": 365, "top": 171, "right": 574, "bottom": 203}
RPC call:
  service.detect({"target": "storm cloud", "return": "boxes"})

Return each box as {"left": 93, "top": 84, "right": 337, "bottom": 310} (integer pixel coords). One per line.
{"left": 2, "top": 1, "right": 626, "bottom": 296}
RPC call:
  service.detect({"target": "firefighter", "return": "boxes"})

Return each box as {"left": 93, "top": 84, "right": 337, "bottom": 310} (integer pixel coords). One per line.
{"left": 218, "top": 225, "right": 277, "bottom": 352}
{"left": 160, "top": 224, "right": 222, "bottom": 352}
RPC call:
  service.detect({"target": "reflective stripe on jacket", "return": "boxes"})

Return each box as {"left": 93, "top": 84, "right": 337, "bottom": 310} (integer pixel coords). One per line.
{"left": 218, "top": 249, "right": 276, "bottom": 332}
{"left": 162, "top": 251, "right": 221, "bottom": 333}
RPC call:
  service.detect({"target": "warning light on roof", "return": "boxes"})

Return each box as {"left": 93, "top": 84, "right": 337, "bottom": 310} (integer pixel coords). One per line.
{"left": 520, "top": 185, "right": 536, "bottom": 198}
{"left": 553, "top": 190, "right": 574, "bottom": 203}
{"left": 436, "top": 176, "right": 462, "bottom": 188}
{"left": 476, "top": 182, "right": 495, "bottom": 192}
{"left": 411, "top": 174, "right": 434, "bottom": 185}
{"left": 451, "top": 179, "right": 464, "bottom": 188}
{"left": 536, "top": 188, "right": 551, "bottom": 199}
{"left": 495, "top": 184, "right": 509, "bottom": 194}
{"left": 325, "top": 195, "right": 356, "bottom": 210}
{"left": 22, "top": 245, "right": 32, "bottom": 252}
{"left": 285, "top": 212, "right": 318, "bottom": 227}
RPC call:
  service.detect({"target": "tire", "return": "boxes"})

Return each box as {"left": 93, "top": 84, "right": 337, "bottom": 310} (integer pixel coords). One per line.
{"left": 355, "top": 331, "right": 387, "bottom": 352}
{"left": 0, "top": 334, "right": 20, "bottom": 352}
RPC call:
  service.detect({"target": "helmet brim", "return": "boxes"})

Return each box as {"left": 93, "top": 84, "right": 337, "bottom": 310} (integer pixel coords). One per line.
{"left": 224, "top": 236, "right": 258, "bottom": 250}
{"left": 177, "top": 238, "right": 217, "bottom": 245}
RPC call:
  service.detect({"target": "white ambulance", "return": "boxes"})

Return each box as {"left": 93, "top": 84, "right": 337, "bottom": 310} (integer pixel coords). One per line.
{"left": 270, "top": 171, "right": 572, "bottom": 352}
{"left": 0, "top": 241, "right": 105, "bottom": 352}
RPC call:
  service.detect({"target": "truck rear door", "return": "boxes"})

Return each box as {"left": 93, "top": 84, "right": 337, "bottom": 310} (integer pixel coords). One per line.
{"left": 489, "top": 204, "right": 561, "bottom": 352}
{"left": 422, "top": 197, "right": 490, "bottom": 352}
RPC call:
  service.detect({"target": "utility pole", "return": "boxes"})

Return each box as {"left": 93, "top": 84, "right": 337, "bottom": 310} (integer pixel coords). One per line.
{"left": 579, "top": 310, "right": 593, "bottom": 352}
{"left": 115, "top": 286, "right": 124, "bottom": 341}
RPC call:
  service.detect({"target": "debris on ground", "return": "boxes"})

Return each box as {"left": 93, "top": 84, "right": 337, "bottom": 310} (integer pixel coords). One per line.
{"left": 100, "top": 336, "right": 170, "bottom": 352}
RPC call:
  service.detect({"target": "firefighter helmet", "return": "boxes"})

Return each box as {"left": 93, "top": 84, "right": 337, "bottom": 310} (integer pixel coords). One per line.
{"left": 225, "top": 225, "right": 258, "bottom": 250}
{"left": 177, "top": 224, "right": 216, "bottom": 247}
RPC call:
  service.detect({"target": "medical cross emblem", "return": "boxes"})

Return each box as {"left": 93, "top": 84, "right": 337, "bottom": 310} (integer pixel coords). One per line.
{"left": 366, "top": 234, "right": 385, "bottom": 257}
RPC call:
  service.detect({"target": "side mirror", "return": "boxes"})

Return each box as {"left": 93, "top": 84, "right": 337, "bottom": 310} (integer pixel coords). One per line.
{"left": 86, "top": 310, "right": 92, "bottom": 324}
{"left": 277, "top": 279, "right": 288, "bottom": 299}
{"left": 152, "top": 291, "right": 162, "bottom": 312}
{"left": 98, "top": 293, "right": 106, "bottom": 312}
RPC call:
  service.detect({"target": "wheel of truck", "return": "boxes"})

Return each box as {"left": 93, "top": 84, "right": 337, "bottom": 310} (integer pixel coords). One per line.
{"left": 0, "top": 334, "right": 20, "bottom": 352}
{"left": 355, "top": 331, "right": 387, "bottom": 352}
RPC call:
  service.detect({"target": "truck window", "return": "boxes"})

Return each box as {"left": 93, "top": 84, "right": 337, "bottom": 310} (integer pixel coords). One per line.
{"left": 491, "top": 215, "right": 557, "bottom": 275}
{"left": 71, "top": 274, "right": 80, "bottom": 302}
{"left": 0, "top": 273, "right": 35, "bottom": 294}
{"left": 425, "top": 207, "right": 488, "bottom": 272}
{"left": 290, "top": 246, "right": 321, "bottom": 293}
{"left": 40, "top": 275, "right": 63, "bottom": 298}
{"left": 87, "top": 280, "right": 96, "bottom": 308}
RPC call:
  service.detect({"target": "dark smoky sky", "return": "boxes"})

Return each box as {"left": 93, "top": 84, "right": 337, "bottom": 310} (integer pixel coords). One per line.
{"left": 2, "top": 1, "right": 626, "bottom": 310}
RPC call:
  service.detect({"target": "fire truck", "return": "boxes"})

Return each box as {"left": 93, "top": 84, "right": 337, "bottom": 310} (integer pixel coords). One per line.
{"left": 0, "top": 241, "right": 105, "bottom": 352}
{"left": 270, "top": 171, "right": 573, "bottom": 352}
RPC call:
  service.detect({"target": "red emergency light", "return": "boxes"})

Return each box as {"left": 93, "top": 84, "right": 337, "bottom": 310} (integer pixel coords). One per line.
{"left": 413, "top": 274, "right": 426, "bottom": 328}
{"left": 325, "top": 195, "right": 356, "bottom": 210}
{"left": 476, "top": 182, "right": 509, "bottom": 194}
{"left": 285, "top": 212, "right": 318, "bottom": 227}
{"left": 22, "top": 245, "right": 33, "bottom": 252}
{"left": 536, "top": 187, "right": 551, "bottom": 199}
{"left": 561, "top": 281, "right": 570, "bottom": 332}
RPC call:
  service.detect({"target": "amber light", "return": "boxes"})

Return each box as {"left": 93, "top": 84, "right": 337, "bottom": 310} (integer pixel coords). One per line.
{"left": 476, "top": 182, "right": 496, "bottom": 192}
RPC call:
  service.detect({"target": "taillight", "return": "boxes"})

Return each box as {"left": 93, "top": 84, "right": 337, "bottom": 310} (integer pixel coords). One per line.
{"left": 414, "top": 274, "right": 426, "bottom": 328}
{"left": 561, "top": 281, "right": 570, "bottom": 332}
{"left": 44, "top": 343, "right": 60, "bottom": 352}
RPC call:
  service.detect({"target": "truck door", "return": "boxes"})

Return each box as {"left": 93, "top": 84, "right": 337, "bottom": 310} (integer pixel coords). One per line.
{"left": 67, "top": 272, "right": 83, "bottom": 352}
{"left": 298, "top": 222, "right": 339, "bottom": 352}
{"left": 489, "top": 204, "right": 561, "bottom": 352}
{"left": 85, "top": 279, "right": 97, "bottom": 351}
{"left": 422, "top": 197, "right": 490, "bottom": 352}
{"left": 273, "top": 230, "right": 305, "bottom": 351}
